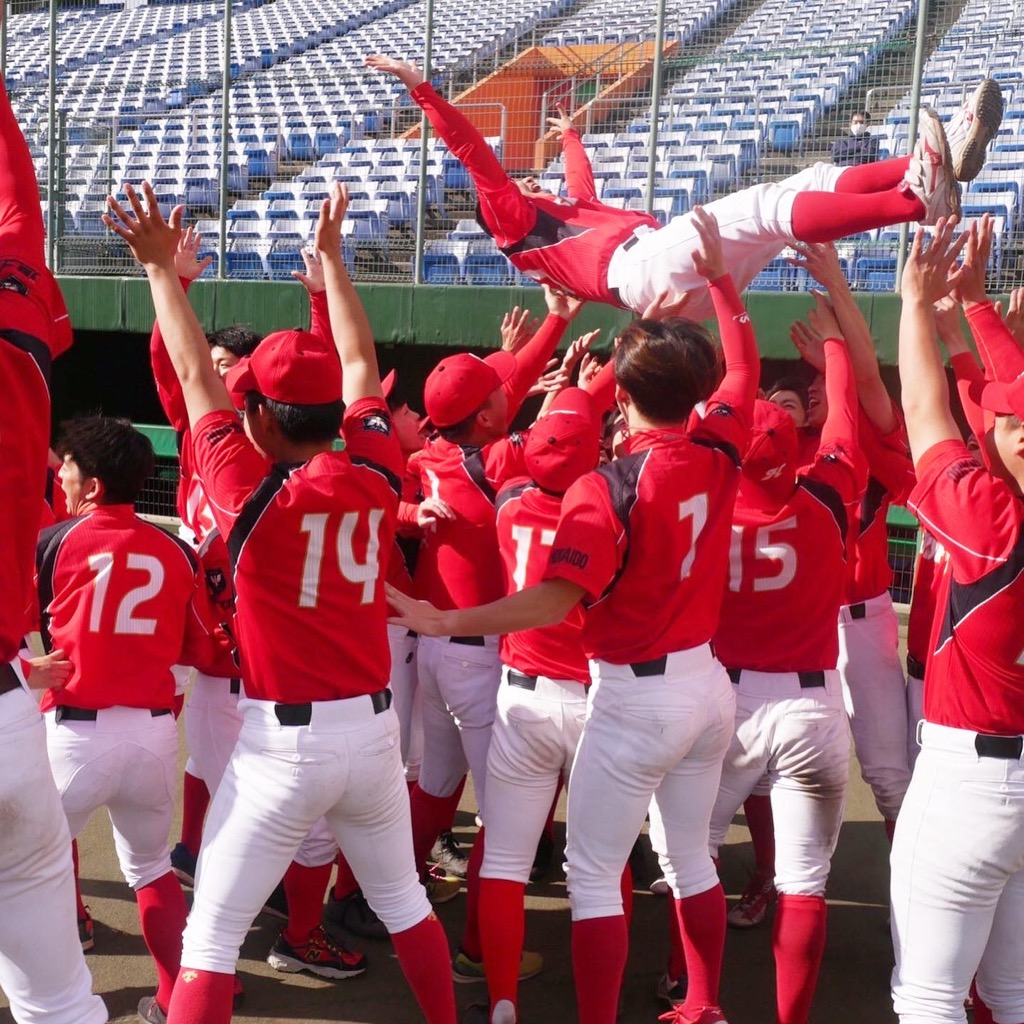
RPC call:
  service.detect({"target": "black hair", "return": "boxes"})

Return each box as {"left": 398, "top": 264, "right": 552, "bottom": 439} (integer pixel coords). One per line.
{"left": 243, "top": 392, "right": 344, "bottom": 444}
{"left": 57, "top": 416, "right": 154, "bottom": 505}
{"left": 766, "top": 375, "right": 810, "bottom": 414}
{"left": 385, "top": 376, "right": 421, "bottom": 417}
{"left": 614, "top": 317, "right": 719, "bottom": 424}
{"left": 207, "top": 324, "right": 262, "bottom": 357}
{"left": 438, "top": 405, "right": 484, "bottom": 443}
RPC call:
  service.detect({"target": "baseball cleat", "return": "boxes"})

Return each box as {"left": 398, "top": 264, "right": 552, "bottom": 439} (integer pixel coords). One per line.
{"left": 452, "top": 948, "right": 543, "bottom": 984}
{"left": 727, "top": 870, "right": 777, "bottom": 929}
{"left": 78, "top": 905, "right": 95, "bottom": 952}
{"left": 430, "top": 829, "right": 470, "bottom": 879}
{"left": 901, "top": 108, "right": 961, "bottom": 224}
{"left": 324, "top": 888, "right": 389, "bottom": 941}
{"left": 266, "top": 925, "right": 368, "bottom": 980}
{"left": 945, "top": 78, "right": 1004, "bottom": 181}
{"left": 137, "top": 995, "right": 167, "bottom": 1024}
{"left": 169, "top": 842, "right": 197, "bottom": 887}
{"left": 425, "top": 869, "right": 462, "bottom": 905}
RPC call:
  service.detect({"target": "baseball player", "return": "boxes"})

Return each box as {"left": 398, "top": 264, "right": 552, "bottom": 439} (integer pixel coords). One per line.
{"left": 707, "top": 323, "right": 865, "bottom": 1024}
{"left": 0, "top": 65, "right": 108, "bottom": 1024}
{"left": 105, "top": 179, "right": 457, "bottom": 1024}
{"left": 368, "top": 55, "right": 1002, "bottom": 319}
{"left": 890, "top": 215, "right": 1024, "bottom": 1024}
{"left": 390, "top": 207, "right": 756, "bottom": 1024}
{"left": 36, "top": 416, "right": 215, "bottom": 1024}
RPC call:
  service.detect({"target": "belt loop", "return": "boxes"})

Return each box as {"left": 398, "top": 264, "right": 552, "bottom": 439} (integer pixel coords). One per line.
{"left": 915, "top": 718, "right": 924, "bottom": 748}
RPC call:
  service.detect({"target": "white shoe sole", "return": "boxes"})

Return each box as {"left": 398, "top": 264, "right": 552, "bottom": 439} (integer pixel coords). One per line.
{"left": 266, "top": 950, "right": 366, "bottom": 980}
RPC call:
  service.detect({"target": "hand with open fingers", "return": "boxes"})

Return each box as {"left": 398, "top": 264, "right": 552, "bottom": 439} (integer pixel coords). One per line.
{"left": 1001, "top": 287, "right": 1024, "bottom": 346}
{"left": 26, "top": 649, "right": 72, "bottom": 690}
{"left": 641, "top": 289, "right": 690, "bottom": 321}
{"left": 788, "top": 241, "right": 845, "bottom": 291}
{"left": 314, "top": 181, "right": 350, "bottom": 258}
{"left": 901, "top": 216, "right": 968, "bottom": 304}
{"left": 933, "top": 294, "right": 969, "bottom": 356}
{"left": 690, "top": 206, "right": 727, "bottom": 281}
{"left": 365, "top": 54, "right": 425, "bottom": 90}
{"left": 561, "top": 329, "right": 600, "bottom": 373}
{"left": 543, "top": 283, "right": 584, "bottom": 321}
{"left": 578, "top": 351, "right": 602, "bottom": 389}
{"left": 386, "top": 582, "right": 448, "bottom": 636}
{"left": 416, "top": 496, "right": 455, "bottom": 531}
{"left": 546, "top": 105, "right": 574, "bottom": 139}
{"left": 103, "top": 181, "right": 182, "bottom": 271}
{"left": 174, "top": 225, "right": 212, "bottom": 282}
{"left": 292, "top": 247, "right": 326, "bottom": 294}
{"left": 789, "top": 318, "right": 827, "bottom": 372}
{"left": 500, "top": 305, "right": 540, "bottom": 353}
{"left": 527, "top": 362, "right": 571, "bottom": 398}
{"left": 807, "top": 290, "right": 844, "bottom": 343}
{"left": 952, "top": 212, "right": 993, "bottom": 306}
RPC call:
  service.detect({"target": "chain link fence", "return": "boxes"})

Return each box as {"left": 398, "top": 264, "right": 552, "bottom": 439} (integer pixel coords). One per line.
{"left": 7, "top": 0, "right": 1023, "bottom": 289}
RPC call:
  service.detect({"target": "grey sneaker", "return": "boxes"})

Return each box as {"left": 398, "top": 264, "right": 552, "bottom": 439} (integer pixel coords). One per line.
{"left": 902, "top": 108, "right": 961, "bottom": 224}
{"left": 430, "top": 829, "right": 469, "bottom": 879}
{"left": 945, "top": 78, "right": 1004, "bottom": 181}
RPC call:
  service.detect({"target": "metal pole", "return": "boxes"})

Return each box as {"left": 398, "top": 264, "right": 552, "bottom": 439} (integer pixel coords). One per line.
{"left": 894, "top": 0, "right": 930, "bottom": 291}
{"left": 413, "top": 0, "right": 433, "bottom": 286}
{"left": 645, "top": 0, "right": 668, "bottom": 216}
{"left": 218, "top": 0, "right": 232, "bottom": 279}
{"left": 46, "top": 0, "right": 57, "bottom": 270}
{"left": 1, "top": 1, "right": 9, "bottom": 80}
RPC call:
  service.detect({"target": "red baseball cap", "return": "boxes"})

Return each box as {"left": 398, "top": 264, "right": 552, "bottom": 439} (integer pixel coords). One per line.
{"left": 225, "top": 329, "right": 342, "bottom": 406}
{"left": 970, "top": 373, "right": 1024, "bottom": 420}
{"left": 423, "top": 351, "right": 516, "bottom": 429}
{"left": 525, "top": 387, "right": 600, "bottom": 494}
{"left": 741, "top": 400, "right": 798, "bottom": 490}
{"left": 381, "top": 369, "right": 397, "bottom": 399}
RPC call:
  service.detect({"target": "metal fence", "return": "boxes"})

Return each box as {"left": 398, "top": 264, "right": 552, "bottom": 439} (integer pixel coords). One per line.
{"left": 6, "top": 0, "right": 1023, "bottom": 289}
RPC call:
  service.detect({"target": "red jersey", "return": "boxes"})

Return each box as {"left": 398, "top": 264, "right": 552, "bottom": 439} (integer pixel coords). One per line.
{"left": 192, "top": 398, "right": 403, "bottom": 703}
{"left": 905, "top": 529, "right": 950, "bottom": 677}
{"left": 544, "top": 275, "right": 757, "bottom": 663}
{"left": 193, "top": 528, "right": 239, "bottom": 678}
{"left": 411, "top": 83, "right": 657, "bottom": 307}
{"left": 496, "top": 480, "right": 588, "bottom": 684}
{"left": 35, "top": 505, "right": 210, "bottom": 711}
{"left": 909, "top": 440, "right": 1024, "bottom": 734}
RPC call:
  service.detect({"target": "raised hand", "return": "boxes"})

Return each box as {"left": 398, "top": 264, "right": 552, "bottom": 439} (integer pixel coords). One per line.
{"left": 103, "top": 181, "right": 182, "bottom": 271}
{"left": 952, "top": 212, "right": 993, "bottom": 307}
{"left": 560, "top": 329, "right": 600, "bottom": 375}
{"left": 999, "top": 286, "right": 1024, "bottom": 346}
{"left": 577, "top": 351, "right": 602, "bottom": 389}
{"left": 292, "top": 247, "right": 326, "bottom": 294}
{"left": 807, "top": 290, "right": 844, "bottom": 344}
{"left": 543, "top": 283, "right": 584, "bottom": 321}
{"left": 314, "top": 181, "right": 350, "bottom": 259}
{"left": 933, "top": 294, "right": 970, "bottom": 356}
{"left": 641, "top": 289, "right": 690, "bottom": 321}
{"left": 901, "top": 216, "right": 968, "bottom": 304}
{"left": 546, "top": 105, "right": 575, "bottom": 139}
{"left": 500, "top": 305, "right": 540, "bottom": 354}
{"left": 174, "top": 225, "right": 213, "bottom": 282}
{"left": 365, "top": 54, "right": 426, "bottom": 90}
{"left": 690, "top": 206, "right": 726, "bottom": 281}
{"left": 788, "top": 241, "right": 846, "bottom": 292}
{"left": 789, "top": 317, "right": 827, "bottom": 372}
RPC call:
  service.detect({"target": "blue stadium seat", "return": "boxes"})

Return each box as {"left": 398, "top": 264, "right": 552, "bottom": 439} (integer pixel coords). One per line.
{"left": 749, "top": 258, "right": 794, "bottom": 292}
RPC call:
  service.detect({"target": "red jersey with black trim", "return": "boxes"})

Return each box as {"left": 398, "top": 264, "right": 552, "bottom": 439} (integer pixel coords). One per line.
{"left": 193, "top": 528, "right": 239, "bottom": 678}
{"left": 496, "top": 480, "right": 588, "bottom": 684}
{"left": 905, "top": 529, "right": 949, "bottom": 675}
{"left": 411, "top": 83, "right": 657, "bottom": 307}
{"left": 908, "top": 440, "right": 1024, "bottom": 733}
{"left": 407, "top": 434, "right": 528, "bottom": 610}
{"left": 35, "top": 505, "right": 210, "bottom": 711}
{"left": 192, "top": 398, "right": 403, "bottom": 703}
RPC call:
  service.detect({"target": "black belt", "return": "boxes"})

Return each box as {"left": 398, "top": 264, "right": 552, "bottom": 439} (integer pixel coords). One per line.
{"left": 727, "top": 668, "right": 826, "bottom": 689}
{"left": 847, "top": 602, "right": 867, "bottom": 620}
{"left": 975, "top": 734, "right": 1024, "bottom": 760}
{"left": 450, "top": 635, "right": 485, "bottom": 647}
{"left": 230, "top": 677, "right": 241, "bottom": 695}
{"left": 621, "top": 233, "right": 640, "bottom": 252}
{"left": 274, "top": 688, "right": 392, "bottom": 727}
{"left": 630, "top": 655, "right": 668, "bottom": 678}
{"left": 407, "top": 630, "right": 418, "bottom": 639}
{"left": 0, "top": 661, "right": 22, "bottom": 696}
{"left": 508, "top": 670, "right": 538, "bottom": 690}
{"left": 906, "top": 655, "right": 926, "bottom": 680}
{"left": 54, "top": 706, "right": 173, "bottom": 723}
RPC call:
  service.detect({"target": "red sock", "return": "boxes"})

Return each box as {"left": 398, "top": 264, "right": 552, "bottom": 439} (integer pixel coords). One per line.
{"left": 391, "top": 914, "right": 457, "bottom": 1024}
{"left": 666, "top": 890, "right": 687, "bottom": 980}
{"left": 834, "top": 156, "right": 911, "bottom": 194}
{"left": 676, "top": 883, "right": 726, "bottom": 1015}
{"left": 410, "top": 786, "right": 463, "bottom": 877}
{"left": 333, "top": 851, "right": 359, "bottom": 902}
{"left": 71, "top": 839, "right": 88, "bottom": 919}
{"left": 479, "top": 877, "right": 526, "bottom": 1010}
{"left": 743, "top": 794, "right": 776, "bottom": 875}
{"left": 884, "top": 818, "right": 898, "bottom": 845}
{"left": 572, "top": 915, "right": 628, "bottom": 1024}
{"left": 971, "top": 980, "right": 995, "bottom": 1024}
{"left": 773, "top": 894, "right": 828, "bottom": 1024}
{"left": 136, "top": 871, "right": 188, "bottom": 1011}
{"left": 282, "top": 860, "right": 334, "bottom": 947}
{"left": 620, "top": 862, "right": 633, "bottom": 930}
{"left": 179, "top": 772, "right": 210, "bottom": 858}
{"left": 791, "top": 186, "right": 923, "bottom": 243}
{"left": 459, "top": 828, "right": 485, "bottom": 961}
{"left": 166, "top": 967, "right": 234, "bottom": 1024}
{"left": 543, "top": 779, "right": 563, "bottom": 840}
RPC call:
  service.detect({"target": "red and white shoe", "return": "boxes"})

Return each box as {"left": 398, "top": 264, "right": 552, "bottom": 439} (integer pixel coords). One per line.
{"left": 900, "top": 108, "right": 961, "bottom": 225}
{"left": 727, "top": 870, "right": 777, "bottom": 929}
{"left": 658, "top": 1006, "right": 728, "bottom": 1024}
{"left": 945, "top": 78, "right": 1004, "bottom": 182}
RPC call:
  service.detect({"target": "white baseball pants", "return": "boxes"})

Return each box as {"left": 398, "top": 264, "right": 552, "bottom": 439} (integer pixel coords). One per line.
{"left": 838, "top": 593, "right": 911, "bottom": 822}
{"left": 708, "top": 670, "right": 850, "bottom": 897}
{"left": 906, "top": 673, "right": 925, "bottom": 771}
{"left": 891, "top": 722, "right": 1024, "bottom": 1024}
{"left": 565, "top": 646, "right": 735, "bottom": 921}
{"left": 182, "top": 672, "right": 243, "bottom": 798}
{"left": 0, "top": 675, "right": 107, "bottom": 1024}
{"left": 480, "top": 667, "right": 588, "bottom": 883}
{"left": 181, "top": 694, "right": 431, "bottom": 974}
{"left": 388, "top": 624, "right": 424, "bottom": 782}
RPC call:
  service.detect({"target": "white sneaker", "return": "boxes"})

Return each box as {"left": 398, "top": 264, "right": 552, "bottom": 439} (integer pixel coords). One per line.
{"left": 945, "top": 78, "right": 1004, "bottom": 181}
{"left": 901, "top": 108, "right": 960, "bottom": 225}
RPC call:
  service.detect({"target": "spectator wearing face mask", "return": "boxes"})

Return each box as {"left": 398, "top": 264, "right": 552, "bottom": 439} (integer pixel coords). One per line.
{"left": 831, "top": 112, "right": 880, "bottom": 167}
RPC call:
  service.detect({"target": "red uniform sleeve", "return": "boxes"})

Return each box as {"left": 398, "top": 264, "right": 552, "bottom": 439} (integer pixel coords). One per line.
{"left": 965, "top": 300, "right": 1024, "bottom": 383}
{"left": 149, "top": 276, "right": 192, "bottom": 433}
{"left": 859, "top": 411, "right": 915, "bottom": 506}
{"left": 410, "top": 82, "right": 535, "bottom": 248}
{"left": 341, "top": 397, "right": 404, "bottom": 491}
{"left": 191, "top": 411, "right": 270, "bottom": 532}
{"left": 178, "top": 568, "right": 218, "bottom": 670}
{"left": 543, "top": 472, "right": 623, "bottom": 604}
{"left": 308, "top": 290, "right": 334, "bottom": 349}
{"left": 949, "top": 350, "right": 988, "bottom": 454}
{"left": 582, "top": 359, "right": 616, "bottom": 414}
{"left": 562, "top": 130, "right": 598, "bottom": 202}
{"left": 483, "top": 432, "right": 529, "bottom": 493}
{"left": 909, "top": 439, "right": 1024, "bottom": 582}
{"left": 503, "top": 314, "right": 570, "bottom": 418}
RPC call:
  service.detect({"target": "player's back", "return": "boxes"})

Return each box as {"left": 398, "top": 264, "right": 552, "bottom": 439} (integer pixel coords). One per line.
{"left": 36, "top": 505, "right": 202, "bottom": 710}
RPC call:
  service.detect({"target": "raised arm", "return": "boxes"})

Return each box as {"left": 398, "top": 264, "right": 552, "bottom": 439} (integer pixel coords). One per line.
{"left": 105, "top": 182, "right": 232, "bottom": 427}
{"left": 547, "top": 106, "right": 597, "bottom": 202}
{"left": 810, "top": 332, "right": 864, "bottom": 503}
{"left": 292, "top": 247, "right": 335, "bottom": 348}
{"left": 897, "top": 218, "right": 970, "bottom": 468}
{"left": 933, "top": 295, "right": 987, "bottom": 448}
